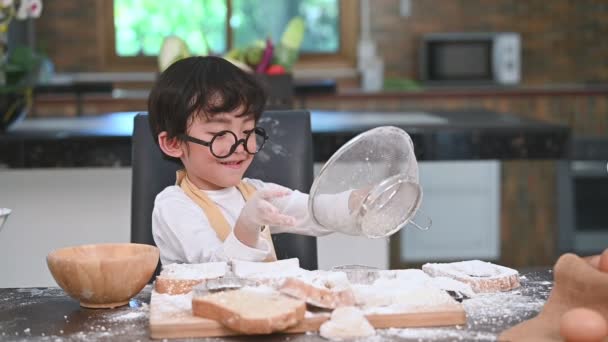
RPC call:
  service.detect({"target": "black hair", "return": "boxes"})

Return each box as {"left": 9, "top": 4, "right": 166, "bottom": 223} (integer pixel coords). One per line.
{"left": 147, "top": 56, "right": 267, "bottom": 158}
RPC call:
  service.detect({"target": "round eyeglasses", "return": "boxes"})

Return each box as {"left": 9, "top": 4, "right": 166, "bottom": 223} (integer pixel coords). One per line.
{"left": 179, "top": 127, "right": 268, "bottom": 159}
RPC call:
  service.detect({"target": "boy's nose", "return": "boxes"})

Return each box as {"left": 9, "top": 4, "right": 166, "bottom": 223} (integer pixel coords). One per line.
{"left": 233, "top": 139, "right": 247, "bottom": 154}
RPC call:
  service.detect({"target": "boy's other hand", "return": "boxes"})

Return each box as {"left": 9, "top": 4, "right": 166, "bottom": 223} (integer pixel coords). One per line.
{"left": 234, "top": 185, "right": 297, "bottom": 248}
{"left": 348, "top": 186, "right": 372, "bottom": 213}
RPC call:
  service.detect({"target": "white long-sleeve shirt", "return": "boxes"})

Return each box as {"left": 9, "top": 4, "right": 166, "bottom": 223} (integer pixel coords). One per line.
{"left": 152, "top": 178, "right": 352, "bottom": 265}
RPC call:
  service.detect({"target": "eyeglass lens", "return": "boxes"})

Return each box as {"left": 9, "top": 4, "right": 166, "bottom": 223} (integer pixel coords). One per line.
{"left": 210, "top": 129, "right": 266, "bottom": 158}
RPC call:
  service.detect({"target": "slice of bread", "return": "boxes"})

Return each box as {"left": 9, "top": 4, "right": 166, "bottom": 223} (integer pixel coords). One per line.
{"left": 231, "top": 258, "right": 303, "bottom": 279}
{"left": 279, "top": 271, "right": 356, "bottom": 309}
{"left": 191, "top": 286, "right": 306, "bottom": 334}
{"left": 155, "top": 262, "right": 228, "bottom": 295}
{"left": 422, "top": 260, "right": 520, "bottom": 293}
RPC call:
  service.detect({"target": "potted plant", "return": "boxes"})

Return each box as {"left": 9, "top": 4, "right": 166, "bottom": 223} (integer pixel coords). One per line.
{"left": 0, "top": 0, "right": 43, "bottom": 132}
{"left": 223, "top": 17, "right": 305, "bottom": 109}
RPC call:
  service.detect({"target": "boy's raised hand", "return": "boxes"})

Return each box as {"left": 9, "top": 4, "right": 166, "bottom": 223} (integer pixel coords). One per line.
{"left": 233, "top": 185, "right": 297, "bottom": 248}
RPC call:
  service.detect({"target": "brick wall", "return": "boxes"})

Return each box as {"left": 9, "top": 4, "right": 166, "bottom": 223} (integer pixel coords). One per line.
{"left": 370, "top": 0, "right": 608, "bottom": 85}
{"left": 35, "top": 0, "right": 608, "bottom": 84}
{"left": 36, "top": 0, "right": 101, "bottom": 72}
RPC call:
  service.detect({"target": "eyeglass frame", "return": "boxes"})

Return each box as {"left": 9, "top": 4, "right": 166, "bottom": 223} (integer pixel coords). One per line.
{"left": 178, "top": 127, "right": 269, "bottom": 159}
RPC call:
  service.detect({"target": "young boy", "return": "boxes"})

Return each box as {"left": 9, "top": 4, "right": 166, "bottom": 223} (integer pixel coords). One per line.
{"left": 148, "top": 56, "right": 355, "bottom": 265}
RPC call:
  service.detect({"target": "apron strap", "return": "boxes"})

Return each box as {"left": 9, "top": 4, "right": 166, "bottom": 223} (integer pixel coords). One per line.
{"left": 176, "top": 170, "right": 278, "bottom": 261}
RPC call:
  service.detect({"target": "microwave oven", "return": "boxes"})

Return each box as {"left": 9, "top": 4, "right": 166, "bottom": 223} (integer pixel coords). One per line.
{"left": 419, "top": 32, "right": 521, "bottom": 86}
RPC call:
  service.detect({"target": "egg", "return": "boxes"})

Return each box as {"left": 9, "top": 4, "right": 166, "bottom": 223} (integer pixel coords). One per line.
{"left": 560, "top": 307, "right": 608, "bottom": 342}
{"left": 598, "top": 248, "right": 608, "bottom": 273}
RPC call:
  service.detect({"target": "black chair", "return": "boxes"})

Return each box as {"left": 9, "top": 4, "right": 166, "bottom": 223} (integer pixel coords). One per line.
{"left": 130, "top": 110, "right": 318, "bottom": 272}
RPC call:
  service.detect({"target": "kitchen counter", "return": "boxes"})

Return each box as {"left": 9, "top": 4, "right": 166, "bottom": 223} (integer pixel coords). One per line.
{"left": 315, "top": 83, "right": 608, "bottom": 99}
{"left": 0, "top": 109, "right": 569, "bottom": 168}
{"left": 0, "top": 269, "right": 552, "bottom": 341}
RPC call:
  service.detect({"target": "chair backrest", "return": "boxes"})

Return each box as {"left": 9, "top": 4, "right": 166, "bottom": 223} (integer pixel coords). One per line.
{"left": 130, "top": 110, "right": 318, "bottom": 270}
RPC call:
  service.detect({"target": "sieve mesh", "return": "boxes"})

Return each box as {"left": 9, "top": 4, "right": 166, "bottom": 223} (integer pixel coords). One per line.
{"left": 309, "top": 126, "right": 424, "bottom": 238}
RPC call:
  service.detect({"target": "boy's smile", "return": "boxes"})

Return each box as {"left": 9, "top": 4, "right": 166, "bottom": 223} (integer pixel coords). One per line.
{"left": 220, "top": 159, "right": 246, "bottom": 169}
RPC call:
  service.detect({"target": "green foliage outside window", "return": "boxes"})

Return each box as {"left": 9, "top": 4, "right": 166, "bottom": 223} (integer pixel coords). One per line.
{"left": 114, "top": 0, "right": 339, "bottom": 57}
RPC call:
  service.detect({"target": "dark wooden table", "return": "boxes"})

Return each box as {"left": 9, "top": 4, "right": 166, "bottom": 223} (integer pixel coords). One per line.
{"left": 0, "top": 270, "right": 553, "bottom": 341}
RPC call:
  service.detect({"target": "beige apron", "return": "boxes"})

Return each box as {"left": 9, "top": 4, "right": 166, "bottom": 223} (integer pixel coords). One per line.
{"left": 176, "top": 170, "right": 278, "bottom": 261}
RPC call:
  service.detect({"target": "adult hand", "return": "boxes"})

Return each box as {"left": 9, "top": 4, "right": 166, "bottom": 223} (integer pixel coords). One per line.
{"left": 584, "top": 248, "right": 608, "bottom": 272}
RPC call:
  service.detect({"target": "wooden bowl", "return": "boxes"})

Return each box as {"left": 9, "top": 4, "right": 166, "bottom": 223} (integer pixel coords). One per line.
{"left": 47, "top": 243, "right": 159, "bottom": 309}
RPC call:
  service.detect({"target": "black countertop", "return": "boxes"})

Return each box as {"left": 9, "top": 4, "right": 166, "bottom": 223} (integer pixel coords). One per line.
{"left": 0, "top": 270, "right": 552, "bottom": 341}
{"left": 0, "top": 110, "right": 570, "bottom": 168}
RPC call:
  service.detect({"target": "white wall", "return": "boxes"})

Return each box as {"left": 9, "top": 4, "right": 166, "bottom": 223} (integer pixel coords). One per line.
{"left": 0, "top": 168, "right": 131, "bottom": 288}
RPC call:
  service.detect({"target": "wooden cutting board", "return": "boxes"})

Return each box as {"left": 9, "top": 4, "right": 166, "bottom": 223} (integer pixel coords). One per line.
{"left": 149, "top": 291, "right": 467, "bottom": 339}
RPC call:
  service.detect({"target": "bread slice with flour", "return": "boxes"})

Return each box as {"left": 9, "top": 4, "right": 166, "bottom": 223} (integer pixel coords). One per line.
{"left": 232, "top": 259, "right": 354, "bottom": 309}
{"left": 191, "top": 286, "right": 306, "bottom": 334}
{"left": 422, "top": 260, "right": 520, "bottom": 293}
{"left": 155, "top": 262, "right": 228, "bottom": 295}
{"left": 279, "top": 271, "right": 356, "bottom": 309}
{"left": 231, "top": 258, "right": 304, "bottom": 279}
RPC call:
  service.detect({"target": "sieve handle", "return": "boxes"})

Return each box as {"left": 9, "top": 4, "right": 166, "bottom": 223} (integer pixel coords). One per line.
{"left": 410, "top": 210, "right": 432, "bottom": 231}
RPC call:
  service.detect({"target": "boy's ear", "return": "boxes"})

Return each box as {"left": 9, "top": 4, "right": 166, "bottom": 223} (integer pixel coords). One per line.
{"left": 158, "top": 132, "right": 184, "bottom": 158}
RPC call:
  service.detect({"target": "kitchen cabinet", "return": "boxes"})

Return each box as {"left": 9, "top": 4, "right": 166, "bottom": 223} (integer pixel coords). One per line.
{"left": 400, "top": 161, "right": 501, "bottom": 262}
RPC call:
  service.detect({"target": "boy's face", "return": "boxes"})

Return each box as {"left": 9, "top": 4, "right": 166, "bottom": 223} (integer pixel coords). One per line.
{"left": 179, "top": 108, "right": 257, "bottom": 190}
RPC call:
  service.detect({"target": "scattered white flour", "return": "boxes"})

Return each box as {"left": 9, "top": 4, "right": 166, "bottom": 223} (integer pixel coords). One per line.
{"left": 161, "top": 261, "right": 228, "bottom": 280}
{"left": 463, "top": 285, "right": 547, "bottom": 333}
{"left": 320, "top": 306, "right": 375, "bottom": 341}
{"left": 2, "top": 272, "right": 552, "bottom": 341}
{"left": 106, "top": 310, "right": 146, "bottom": 322}
{"left": 295, "top": 270, "right": 352, "bottom": 290}
{"left": 16, "top": 288, "right": 45, "bottom": 296}
{"left": 353, "top": 273, "right": 457, "bottom": 312}
{"left": 377, "top": 268, "right": 430, "bottom": 281}
{"left": 382, "top": 326, "right": 496, "bottom": 341}
{"left": 355, "top": 285, "right": 455, "bottom": 313}
{"left": 151, "top": 291, "right": 193, "bottom": 317}
{"left": 375, "top": 273, "right": 550, "bottom": 341}
{"left": 1, "top": 287, "right": 66, "bottom": 309}
{"left": 1, "top": 285, "right": 155, "bottom": 342}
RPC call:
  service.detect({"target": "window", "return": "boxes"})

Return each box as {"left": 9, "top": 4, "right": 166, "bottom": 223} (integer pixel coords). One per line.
{"left": 100, "top": 0, "right": 358, "bottom": 71}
